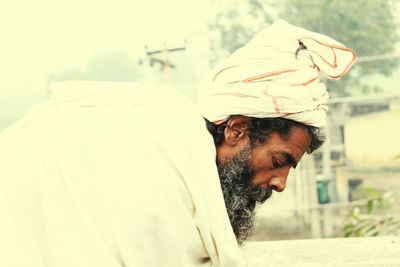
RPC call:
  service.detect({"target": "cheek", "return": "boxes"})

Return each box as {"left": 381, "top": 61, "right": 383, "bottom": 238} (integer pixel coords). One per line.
{"left": 249, "top": 169, "right": 274, "bottom": 187}
{"left": 248, "top": 150, "right": 274, "bottom": 185}
{"left": 249, "top": 155, "right": 268, "bottom": 172}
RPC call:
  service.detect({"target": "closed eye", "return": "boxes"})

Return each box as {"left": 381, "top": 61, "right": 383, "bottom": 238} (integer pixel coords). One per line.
{"left": 272, "top": 156, "right": 286, "bottom": 168}
{"left": 272, "top": 152, "right": 298, "bottom": 169}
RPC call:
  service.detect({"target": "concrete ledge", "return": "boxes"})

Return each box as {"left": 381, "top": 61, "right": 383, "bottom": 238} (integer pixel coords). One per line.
{"left": 242, "top": 237, "right": 400, "bottom": 267}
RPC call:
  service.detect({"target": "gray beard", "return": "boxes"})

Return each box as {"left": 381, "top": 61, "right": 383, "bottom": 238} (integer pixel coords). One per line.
{"left": 217, "top": 146, "right": 273, "bottom": 245}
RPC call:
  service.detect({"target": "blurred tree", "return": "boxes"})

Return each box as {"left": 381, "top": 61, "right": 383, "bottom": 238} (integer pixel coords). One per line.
{"left": 49, "top": 52, "right": 140, "bottom": 82}
{"left": 209, "top": 0, "right": 276, "bottom": 60}
{"left": 210, "top": 0, "right": 399, "bottom": 96}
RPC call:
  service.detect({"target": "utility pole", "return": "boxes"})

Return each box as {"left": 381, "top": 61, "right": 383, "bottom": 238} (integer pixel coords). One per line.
{"left": 143, "top": 42, "right": 186, "bottom": 85}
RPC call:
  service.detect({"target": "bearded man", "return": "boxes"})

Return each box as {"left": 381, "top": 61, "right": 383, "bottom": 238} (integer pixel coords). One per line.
{"left": 0, "top": 20, "right": 354, "bottom": 267}
{"left": 209, "top": 115, "right": 325, "bottom": 244}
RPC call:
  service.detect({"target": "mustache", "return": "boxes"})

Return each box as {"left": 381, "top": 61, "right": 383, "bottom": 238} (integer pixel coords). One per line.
{"left": 240, "top": 166, "right": 273, "bottom": 205}
{"left": 248, "top": 185, "right": 273, "bottom": 204}
{"left": 245, "top": 185, "right": 273, "bottom": 212}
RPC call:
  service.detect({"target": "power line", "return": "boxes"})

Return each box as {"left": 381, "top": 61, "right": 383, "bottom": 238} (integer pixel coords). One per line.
{"left": 329, "top": 92, "right": 400, "bottom": 104}
{"left": 357, "top": 53, "right": 400, "bottom": 62}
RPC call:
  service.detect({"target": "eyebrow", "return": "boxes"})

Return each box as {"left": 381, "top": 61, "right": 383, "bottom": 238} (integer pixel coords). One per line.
{"left": 282, "top": 152, "right": 298, "bottom": 169}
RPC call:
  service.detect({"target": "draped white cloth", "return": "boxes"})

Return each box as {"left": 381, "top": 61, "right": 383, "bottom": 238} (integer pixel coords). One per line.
{"left": 198, "top": 19, "right": 356, "bottom": 127}
{"left": 0, "top": 81, "right": 241, "bottom": 267}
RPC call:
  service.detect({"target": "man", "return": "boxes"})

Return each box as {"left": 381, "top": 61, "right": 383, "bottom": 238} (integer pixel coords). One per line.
{"left": 0, "top": 20, "right": 354, "bottom": 267}
{"left": 198, "top": 19, "right": 355, "bottom": 245}
{"left": 206, "top": 115, "right": 325, "bottom": 244}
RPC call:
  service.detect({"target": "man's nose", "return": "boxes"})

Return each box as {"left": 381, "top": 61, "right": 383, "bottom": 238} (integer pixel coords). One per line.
{"left": 269, "top": 167, "right": 290, "bottom": 192}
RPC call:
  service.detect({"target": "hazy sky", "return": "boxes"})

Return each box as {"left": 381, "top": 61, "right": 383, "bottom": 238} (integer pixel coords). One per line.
{"left": 0, "top": 0, "right": 211, "bottom": 98}
{"left": 2, "top": 0, "right": 399, "bottom": 120}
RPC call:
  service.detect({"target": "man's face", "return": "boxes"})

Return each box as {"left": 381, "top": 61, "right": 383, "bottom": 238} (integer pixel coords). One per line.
{"left": 247, "top": 126, "right": 310, "bottom": 192}
{"left": 217, "top": 121, "right": 310, "bottom": 244}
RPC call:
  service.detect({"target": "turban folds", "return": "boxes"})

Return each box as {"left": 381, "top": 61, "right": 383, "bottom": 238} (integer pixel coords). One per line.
{"left": 198, "top": 20, "right": 355, "bottom": 127}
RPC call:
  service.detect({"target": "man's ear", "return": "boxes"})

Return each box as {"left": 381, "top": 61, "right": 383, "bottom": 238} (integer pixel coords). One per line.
{"left": 224, "top": 116, "right": 250, "bottom": 146}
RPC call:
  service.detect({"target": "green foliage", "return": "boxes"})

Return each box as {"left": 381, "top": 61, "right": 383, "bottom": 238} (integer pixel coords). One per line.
{"left": 209, "top": 0, "right": 399, "bottom": 96}
{"left": 209, "top": 0, "right": 276, "bottom": 60}
{"left": 343, "top": 188, "right": 400, "bottom": 237}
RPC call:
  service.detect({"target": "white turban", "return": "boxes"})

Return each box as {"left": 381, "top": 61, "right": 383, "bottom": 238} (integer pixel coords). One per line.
{"left": 198, "top": 19, "right": 355, "bottom": 127}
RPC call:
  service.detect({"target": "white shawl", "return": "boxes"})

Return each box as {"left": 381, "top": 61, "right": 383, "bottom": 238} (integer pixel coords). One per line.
{"left": 0, "top": 81, "right": 241, "bottom": 267}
